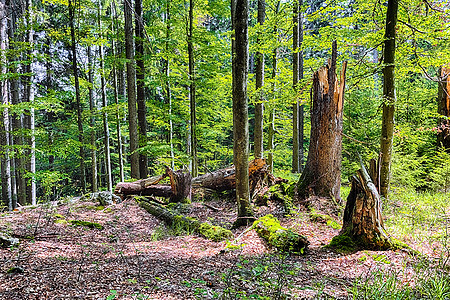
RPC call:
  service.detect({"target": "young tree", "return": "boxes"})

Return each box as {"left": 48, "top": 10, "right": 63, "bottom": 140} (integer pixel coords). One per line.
{"left": 254, "top": 0, "right": 265, "bottom": 159}
{"left": 232, "top": 0, "right": 254, "bottom": 227}
{"left": 379, "top": 0, "right": 398, "bottom": 197}
{"left": 124, "top": 0, "right": 140, "bottom": 178}
{"left": 297, "top": 41, "right": 347, "bottom": 202}
{"left": 88, "top": 46, "right": 98, "bottom": 192}
{"left": 188, "top": 0, "right": 198, "bottom": 177}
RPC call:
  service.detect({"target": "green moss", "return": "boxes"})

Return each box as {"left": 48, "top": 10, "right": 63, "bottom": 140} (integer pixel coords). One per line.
{"left": 253, "top": 214, "right": 308, "bottom": 254}
{"left": 310, "top": 209, "right": 341, "bottom": 230}
{"left": 54, "top": 219, "right": 68, "bottom": 225}
{"left": 69, "top": 220, "right": 103, "bottom": 230}
{"left": 359, "top": 255, "right": 368, "bottom": 262}
{"left": 327, "top": 233, "right": 357, "bottom": 253}
{"left": 198, "top": 223, "right": 233, "bottom": 242}
{"left": 326, "top": 220, "right": 342, "bottom": 230}
{"left": 53, "top": 213, "right": 65, "bottom": 219}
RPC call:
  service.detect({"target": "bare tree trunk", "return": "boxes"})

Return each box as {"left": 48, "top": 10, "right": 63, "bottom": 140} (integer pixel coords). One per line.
{"left": 0, "top": 0, "right": 12, "bottom": 209}
{"left": 297, "top": 41, "right": 347, "bottom": 203}
{"left": 124, "top": 0, "right": 140, "bottom": 179}
{"left": 188, "top": 0, "right": 198, "bottom": 177}
{"left": 111, "top": 0, "right": 124, "bottom": 183}
{"left": 88, "top": 46, "right": 98, "bottom": 193}
{"left": 69, "top": 0, "right": 86, "bottom": 193}
{"left": 165, "top": 1, "right": 175, "bottom": 169}
{"left": 379, "top": 0, "right": 398, "bottom": 197}
{"left": 232, "top": 0, "right": 254, "bottom": 227}
{"left": 254, "top": 0, "right": 265, "bottom": 159}
{"left": 135, "top": 0, "right": 148, "bottom": 179}
{"left": 298, "top": 0, "right": 304, "bottom": 172}
{"left": 292, "top": 0, "right": 300, "bottom": 173}
{"left": 438, "top": 66, "right": 450, "bottom": 150}
{"left": 98, "top": 4, "right": 113, "bottom": 191}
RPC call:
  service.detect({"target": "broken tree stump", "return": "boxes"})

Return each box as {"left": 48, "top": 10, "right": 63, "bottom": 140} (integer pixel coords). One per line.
{"left": 137, "top": 198, "right": 233, "bottom": 242}
{"left": 253, "top": 214, "right": 309, "bottom": 253}
{"left": 329, "top": 156, "right": 406, "bottom": 251}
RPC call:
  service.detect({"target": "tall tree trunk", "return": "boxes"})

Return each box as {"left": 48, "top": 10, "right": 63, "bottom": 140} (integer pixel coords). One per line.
{"left": 46, "top": 35, "right": 57, "bottom": 201}
{"left": 69, "top": 0, "right": 86, "bottom": 193}
{"left": 188, "top": 0, "right": 198, "bottom": 177}
{"left": 232, "top": 0, "right": 254, "bottom": 227}
{"left": 135, "top": 0, "right": 148, "bottom": 178}
{"left": 0, "top": 0, "right": 12, "bottom": 210}
{"left": 254, "top": 0, "right": 265, "bottom": 159}
{"left": 8, "top": 0, "right": 24, "bottom": 207}
{"left": 292, "top": 0, "right": 300, "bottom": 173}
{"left": 98, "top": 4, "right": 113, "bottom": 191}
{"left": 297, "top": 41, "right": 347, "bottom": 203}
{"left": 25, "top": 0, "right": 36, "bottom": 204}
{"left": 111, "top": 0, "right": 125, "bottom": 182}
{"left": 88, "top": 46, "right": 98, "bottom": 193}
{"left": 165, "top": 1, "right": 175, "bottom": 169}
{"left": 379, "top": 0, "right": 398, "bottom": 197}
{"left": 438, "top": 66, "right": 450, "bottom": 150}
{"left": 124, "top": 0, "right": 140, "bottom": 179}
{"left": 298, "top": 0, "right": 304, "bottom": 172}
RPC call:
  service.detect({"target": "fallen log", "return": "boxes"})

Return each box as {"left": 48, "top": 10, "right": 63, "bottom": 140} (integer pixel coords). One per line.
{"left": 136, "top": 198, "right": 233, "bottom": 242}
{"left": 253, "top": 214, "right": 309, "bottom": 254}
{"left": 192, "top": 158, "right": 266, "bottom": 191}
{"left": 114, "top": 167, "right": 191, "bottom": 203}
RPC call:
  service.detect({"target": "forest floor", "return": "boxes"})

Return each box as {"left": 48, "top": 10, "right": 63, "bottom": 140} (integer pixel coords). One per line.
{"left": 0, "top": 189, "right": 447, "bottom": 299}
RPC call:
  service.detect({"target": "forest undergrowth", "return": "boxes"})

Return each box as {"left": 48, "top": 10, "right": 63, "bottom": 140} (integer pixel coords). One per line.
{"left": 0, "top": 186, "right": 449, "bottom": 299}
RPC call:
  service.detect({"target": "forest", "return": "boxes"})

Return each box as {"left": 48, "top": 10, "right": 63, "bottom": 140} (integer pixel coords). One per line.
{"left": 0, "top": 0, "right": 449, "bottom": 297}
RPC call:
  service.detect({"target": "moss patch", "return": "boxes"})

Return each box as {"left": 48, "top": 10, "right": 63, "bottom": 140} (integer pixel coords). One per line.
{"left": 198, "top": 223, "right": 233, "bottom": 242}
{"left": 69, "top": 220, "right": 103, "bottom": 230}
{"left": 309, "top": 209, "right": 341, "bottom": 230}
{"left": 54, "top": 219, "right": 68, "bottom": 225}
{"left": 327, "top": 234, "right": 357, "bottom": 253}
{"left": 253, "top": 214, "right": 308, "bottom": 254}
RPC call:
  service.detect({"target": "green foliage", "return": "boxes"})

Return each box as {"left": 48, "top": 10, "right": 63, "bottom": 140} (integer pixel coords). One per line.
{"left": 197, "top": 222, "right": 233, "bottom": 242}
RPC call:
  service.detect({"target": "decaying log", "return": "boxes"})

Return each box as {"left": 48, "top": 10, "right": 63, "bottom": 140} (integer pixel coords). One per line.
{"left": 253, "top": 214, "right": 309, "bottom": 253}
{"left": 0, "top": 232, "right": 19, "bottom": 248}
{"left": 137, "top": 198, "right": 233, "bottom": 242}
{"left": 329, "top": 156, "right": 405, "bottom": 251}
{"left": 114, "top": 168, "right": 191, "bottom": 203}
{"left": 192, "top": 158, "right": 266, "bottom": 191}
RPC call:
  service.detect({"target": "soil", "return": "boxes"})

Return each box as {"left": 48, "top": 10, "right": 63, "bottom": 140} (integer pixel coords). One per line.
{"left": 0, "top": 193, "right": 424, "bottom": 299}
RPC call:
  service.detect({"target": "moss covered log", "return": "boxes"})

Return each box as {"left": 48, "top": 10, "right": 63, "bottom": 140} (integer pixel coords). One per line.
{"left": 253, "top": 214, "right": 309, "bottom": 254}
{"left": 138, "top": 198, "right": 232, "bottom": 242}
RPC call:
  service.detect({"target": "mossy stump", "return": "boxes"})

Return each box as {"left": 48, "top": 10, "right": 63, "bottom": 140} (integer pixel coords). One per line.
{"left": 253, "top": 214, "right": 309, "bottom": 254}
{"left": 330, "top": 158, "right": 406, "bottom": 252}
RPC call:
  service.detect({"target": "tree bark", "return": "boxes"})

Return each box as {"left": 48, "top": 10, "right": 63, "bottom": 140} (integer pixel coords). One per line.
{"left": 232, "top": 0, "right": 254, "bottom": 226}
{"left": 88, "top": 46, "right": 98, "bottom": 193}
{"left": 254, "top": 0, "right": 265, "bottom": 159}
{"left": 292, "top": 0, "right": 300, "bottom": 173}
{"left": 135, "top": 0, "right": 148, "bottom": 179}
{"left": 98, "top": 4, "right": 113, "bottom": 191}
{"left": 69, "top": 0, "right": 86, "bottom": 193}
{"left": 438, "top": 66, "right": 450, "bottom": 150}
{"left": 298, "top": 0, "right": 304, "bottom": 172}
{"left": 124, "top": 0, "right": 140, "bottom": 179}
{"left": 188, "top": 0, "right": 198, "bottom": 177}
{"left": 165, "top": 1, "right": 175, "bottom": 169}
{"left": 0, "top": 0, "right": 12, "bottom": 210}
{"left": 379, "top": 0, "right": 398, "bottom": 197}
{"left": 297, "top": 41, "right": 347, "bottom": 203}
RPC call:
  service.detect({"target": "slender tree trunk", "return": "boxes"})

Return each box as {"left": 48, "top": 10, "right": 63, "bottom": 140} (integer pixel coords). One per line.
{"left": 379, "top": 0, "right": 398, "bottom": 197}
{"left": 98, "top": 4, "right": 113, "bottom": 191}
{"left": 292, "top": 0, "right": 300, "bottom": 173}
{"left": 0, "top": 0, "right": 12, "bottom": 209}
{"left": 46, "top": 34, "right": 57, "bottom": 201}
{"left": 298, "top": 0, "right": 304, "bottom": 172}
{"left": 88, "top": 46, "right": 98, "bottom": 192}
{"left": 254, "top": 0, "right": 265, "bottom": 159}
{"left": 438, "top": 66, "right": 450, "bottom": 150}
{"left": 232, "top": 0, "right": 254, "bottom": 226}
{"left": 25, "top": 0, "right": 36, "bottom": 204}
{"left": 8, "top": 0, "right": 24, "bottom": 207}
{"left": 297, "top": 41, "right": 347, "bottom": 203}
{"left": 165, "top": 2, "right": 175, "bottom": 169}
{"left": 124, "top": 0, "right": 140, "bottom": 178}
{"left": 188, "top": 0, "right": 198, "bottom": 177}
{"left": 69, "top": 0, "right": 86, "bottom": 193}
{"left": 135, "top": 0, "right": 148, "bottom": 178}
{"left": 111, "top": 0, "right": 125, "bottom": 182}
